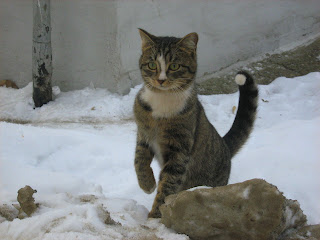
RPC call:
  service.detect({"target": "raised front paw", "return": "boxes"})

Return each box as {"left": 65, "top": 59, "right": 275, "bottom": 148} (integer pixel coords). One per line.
{"left": 137, "top": 167, "right": 156, "bottom": 194}
{"left": 139, "top": 177, "right": 156, "bottom": 194}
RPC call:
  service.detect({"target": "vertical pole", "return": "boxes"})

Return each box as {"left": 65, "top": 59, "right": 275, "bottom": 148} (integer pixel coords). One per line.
{"left": 33, "top": 0, "right": 52, "bottom": 107}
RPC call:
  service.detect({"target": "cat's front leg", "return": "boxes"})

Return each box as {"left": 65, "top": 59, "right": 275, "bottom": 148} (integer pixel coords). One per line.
{"left": 148, "top": 152, "right": 189, "bottom": 218}
{"left": 134, "top": 136, "right": 156, "bottom": 194}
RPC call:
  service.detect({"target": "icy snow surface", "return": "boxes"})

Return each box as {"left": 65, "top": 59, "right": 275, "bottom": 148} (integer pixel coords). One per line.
{"left": 0, "top": 72, "right": 320, "bottom": 239}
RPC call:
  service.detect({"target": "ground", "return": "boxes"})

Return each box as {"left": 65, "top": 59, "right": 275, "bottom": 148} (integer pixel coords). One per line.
{"left": 197, "top": 36, "right": 320, "bottom": 94}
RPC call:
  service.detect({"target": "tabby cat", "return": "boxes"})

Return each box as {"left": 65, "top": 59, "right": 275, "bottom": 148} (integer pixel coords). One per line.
{"left": 134, "top": 29, "right": 258, "bottom": 218}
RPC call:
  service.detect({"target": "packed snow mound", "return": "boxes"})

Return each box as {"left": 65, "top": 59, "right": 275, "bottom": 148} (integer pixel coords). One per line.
{"left": 0, "top": 83, "right": 140, "bottom": 123}
{"left": 0, "top": 191, "right": 188, "bottom": 240}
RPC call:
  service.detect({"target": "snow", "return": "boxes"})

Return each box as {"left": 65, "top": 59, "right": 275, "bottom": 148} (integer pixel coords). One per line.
{"left": 242, "top": 186, "right": 251, "bottom": 200}
{"left": 0, "top": 82, "right": 138, "bottom": 124}
{"left": 1, "top": 72, "right": 320, "bottom": 239}
{"left": 284, "top": 202, "right": 306, "bottom": 230}
{"left": 187, "top": 186, "right": 212, "bottom": 192}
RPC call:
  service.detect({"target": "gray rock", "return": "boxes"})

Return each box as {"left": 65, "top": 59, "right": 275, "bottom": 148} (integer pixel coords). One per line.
{"left": 284, "top": 224, "right": 320, "bottom": 240}
{"left": 160, "top": 179, "right": 307, "bottom": 240}
{"left": 0, "top": 204, "right": 19, "bottom": 222}
{"left": 17, "top": 185, "right": 38, "bottom": 217}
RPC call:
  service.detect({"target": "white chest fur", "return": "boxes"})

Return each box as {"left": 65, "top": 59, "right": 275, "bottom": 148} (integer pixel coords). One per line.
{"left": 141, "top": 86, "right": 193, "bottom": 118}
{"left": 150, "top": 140, "right": 164, "bottom": 168}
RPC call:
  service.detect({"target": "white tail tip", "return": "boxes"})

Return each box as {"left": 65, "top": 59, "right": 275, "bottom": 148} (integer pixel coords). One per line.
{"left": 235, "top": 74, "right": 246, "bottom": 86}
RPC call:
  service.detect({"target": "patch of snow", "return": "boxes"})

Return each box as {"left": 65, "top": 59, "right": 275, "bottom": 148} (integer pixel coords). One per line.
{"left": 283, "top": 204, "right": 305, "bottom": 230}
{"left": 0, "top": 82, "right": 140, "bottom": 123}
{"left": 52, "top": 86, "right": 61, "bottom": 96}
{"left": 242, "top": 186, "right": 251, "bottom": 199}
{"left": 0, "top": 193, "right": 187, "bottom": 240}
{"left": 187, "top": 186, "right": 212, "bottom": 191}
{"left": 284, "top": 206, "right": 294, "bottom": 228}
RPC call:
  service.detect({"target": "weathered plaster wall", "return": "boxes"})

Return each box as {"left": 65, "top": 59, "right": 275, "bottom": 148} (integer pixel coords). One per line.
{"left": 0, "top": 0, "right": 120, "bottom": 92}
{"left": 1, "top": 0, "right": 319, "bottom": 94}
{"left": 117, "top": 0, "right": 320, "bottom": 92}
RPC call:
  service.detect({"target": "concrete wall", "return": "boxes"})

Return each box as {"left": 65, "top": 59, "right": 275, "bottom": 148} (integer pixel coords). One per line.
{"left": 1, "top": 0, "right": 320, "bottom": 94}
{"left": 0, "top": 0, "right": 120, "bottom": 92}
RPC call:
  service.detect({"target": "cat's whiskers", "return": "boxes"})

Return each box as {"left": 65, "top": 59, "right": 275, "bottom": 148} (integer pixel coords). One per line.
{"left": 171, "top": 81, "right": 193, "bottom": 94}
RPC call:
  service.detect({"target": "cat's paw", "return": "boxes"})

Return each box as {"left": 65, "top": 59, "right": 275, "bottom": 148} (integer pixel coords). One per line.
{"left": 148, "top": 208, "right": 161, "bottom": 218}
{"left": 136, "top": 166, "right": 157, "bottom": 194}
{"left": 139, "top": 175, "right": 156, "bottom": 194}
{"left": 141, "top": 181, "right": 156, "bottom": 194}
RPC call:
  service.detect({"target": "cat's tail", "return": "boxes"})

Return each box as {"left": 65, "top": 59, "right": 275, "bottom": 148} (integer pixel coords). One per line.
{"left": 223, "top": 71, "right": 258, "bottom": 157}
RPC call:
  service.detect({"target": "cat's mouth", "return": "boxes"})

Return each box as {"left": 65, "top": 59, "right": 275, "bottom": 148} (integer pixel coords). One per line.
{"left": 146, "top": 78, "right": 187, "bottom": 92}
{"left": 149, "top": 80, "right": 189, "bottom": 93}
{"left": 155, "top": 80, "right": 169, "bottom": 89}
{"left": 150, "top": 79, "right": 171, "bottom": 91}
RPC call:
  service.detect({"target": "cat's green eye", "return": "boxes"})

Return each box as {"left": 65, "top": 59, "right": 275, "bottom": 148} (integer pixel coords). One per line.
{"left": 148, "top": 62, "right": 157, "bottom": 70}
{"left": 169, "top": 63, "right": 180, "bottom": 71}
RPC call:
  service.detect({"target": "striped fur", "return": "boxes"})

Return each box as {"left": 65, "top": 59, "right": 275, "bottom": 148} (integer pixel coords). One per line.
{"left": 134, "top": 29, "right": 258, "bottom": 218}
{"left": 224, "top": 71, "right": 258, "bottom": 157}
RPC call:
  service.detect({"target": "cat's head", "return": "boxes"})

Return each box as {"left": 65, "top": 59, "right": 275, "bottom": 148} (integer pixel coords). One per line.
{"left": 138, "top": 29, "right": 198, "bottom": 92}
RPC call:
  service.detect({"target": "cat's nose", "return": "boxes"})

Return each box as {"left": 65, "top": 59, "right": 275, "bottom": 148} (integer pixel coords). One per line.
{"left": 157, "top": 79, "right": 165, "bottom": 85}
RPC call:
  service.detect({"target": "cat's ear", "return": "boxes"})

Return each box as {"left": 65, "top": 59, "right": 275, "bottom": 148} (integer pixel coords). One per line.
{"left": 178, "top": 32, "right": 198, "bottom": 52}
{"left": 138, "top": 28, "right": 156, "bottom": 50}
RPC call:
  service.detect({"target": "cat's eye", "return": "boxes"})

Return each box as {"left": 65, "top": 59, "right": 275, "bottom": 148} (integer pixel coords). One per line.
{"left": 169, "top": 63, "right": 180, "bottom": 71}
{"left": 148, "top": 62, "right": 157, "bottom": 70}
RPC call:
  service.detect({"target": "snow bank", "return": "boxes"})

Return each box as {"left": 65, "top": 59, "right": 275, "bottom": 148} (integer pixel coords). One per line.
{"left": 0, "top": 193, "right": 188, "bottom": 240}
{"left": 0, "top": 83, "right": 140, "bottom": 123}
